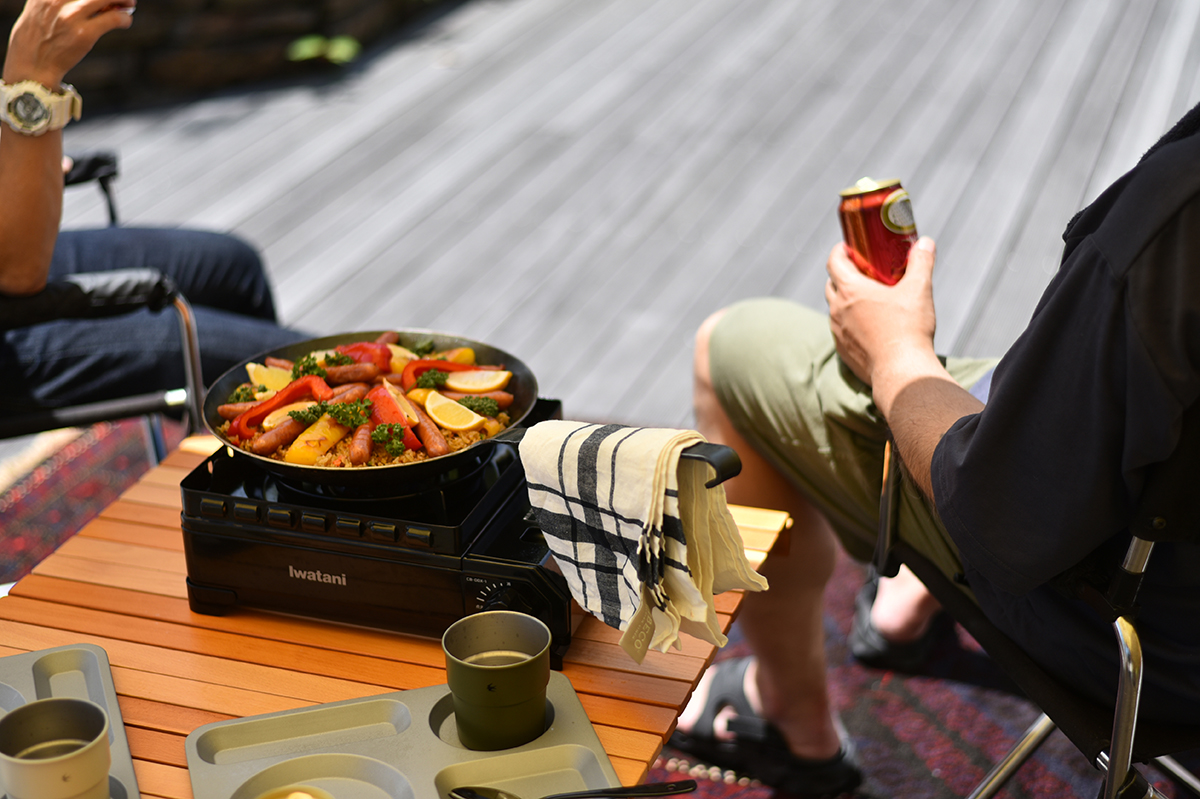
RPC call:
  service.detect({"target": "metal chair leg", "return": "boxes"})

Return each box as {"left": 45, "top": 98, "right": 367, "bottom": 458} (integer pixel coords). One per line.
{"left": 966, "top": 713, "right": 1057, "bottom": 799}
{"left": 1152, "top": 757, "right": 1200, "bottom": 797}
{"left": 873, "top": 439, "right": 902, "bottom": 577}
{"left": 99, "top": 176, "right": 119, "bottom": 225}
{"left": 143, "top": 414, "right": 167, "bottom": 464}
{"left": 1103, "top": 616, "right": 1145, "bottom": 799}
{"left": 172, "top": 295, "right": 204, "bottom": 435}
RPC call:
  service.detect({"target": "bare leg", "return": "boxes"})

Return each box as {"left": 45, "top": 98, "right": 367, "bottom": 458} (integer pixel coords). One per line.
{"left": 872, "top": 565, "right": 942, "bottom": 642}
{"left": 682, "top": 309, "right": 842, "bottom": 759}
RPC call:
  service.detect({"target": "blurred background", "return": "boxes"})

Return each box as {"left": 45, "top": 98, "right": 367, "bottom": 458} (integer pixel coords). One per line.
{"left": 20, "top": 0, "right": 1200, "bottom": 426}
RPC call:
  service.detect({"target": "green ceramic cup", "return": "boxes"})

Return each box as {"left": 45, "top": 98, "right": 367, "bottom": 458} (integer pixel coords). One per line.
{"left": 442, "top": 611, "right": 552, "bottom": 751}
{"left": 0, "top": 697, "right": 111, "bottom": 799}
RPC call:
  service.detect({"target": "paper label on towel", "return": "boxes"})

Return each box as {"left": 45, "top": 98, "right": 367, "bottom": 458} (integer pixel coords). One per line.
{"left": 618, "top": 591, "right": 656, "bottom": 664}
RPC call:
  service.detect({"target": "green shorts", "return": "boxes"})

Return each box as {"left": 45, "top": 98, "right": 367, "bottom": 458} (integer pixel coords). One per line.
{"left": 708, "top": 297, "right": 998, "bottom": 589}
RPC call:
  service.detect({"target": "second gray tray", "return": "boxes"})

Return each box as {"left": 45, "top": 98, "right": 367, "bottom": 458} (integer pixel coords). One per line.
{"left": 0, "top": 643, "right": 140, "bottom": 799}
{"left": 186, "top": 671, "right": 621, "bottom": 799}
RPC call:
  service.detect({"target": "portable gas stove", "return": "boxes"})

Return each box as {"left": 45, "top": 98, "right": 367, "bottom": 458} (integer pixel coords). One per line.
{"left": 181, "top": 399, "right": 577, "bottom": 667}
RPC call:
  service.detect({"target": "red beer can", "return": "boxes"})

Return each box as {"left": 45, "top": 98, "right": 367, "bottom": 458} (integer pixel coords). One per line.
{"left": 838, "top": 177, "right": 918, "bottom": 285}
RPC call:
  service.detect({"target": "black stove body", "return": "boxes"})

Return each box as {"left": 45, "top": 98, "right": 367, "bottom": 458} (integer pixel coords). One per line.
{"left": 181, "top": 399, "right": 575, "bottom": 666}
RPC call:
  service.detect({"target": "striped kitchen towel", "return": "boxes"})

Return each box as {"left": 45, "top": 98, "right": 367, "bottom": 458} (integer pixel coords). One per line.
{"left": 519, "top": 421, "right": 767, "bottom": 663}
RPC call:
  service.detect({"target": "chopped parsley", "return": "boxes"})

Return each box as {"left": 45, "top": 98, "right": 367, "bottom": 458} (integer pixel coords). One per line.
{"left": 325, "top": 352, "right": 355, "bottom": 367}
{"left": 292, "top": 354, "right": 327, "bottom": 379}
{"left": 410, "top": 339, "right": 436, "bottom": 357}
{"left": 416, "top": 368, "right": 449, "bottom": 389}
{"left": 287, "top": 398, "right": 374, "bottom": 428}
{"left": 325, "top": 398, "right": 373, "bottom": 428}
{"left": 287, "top": 402, "right": 325, "bottom": 425}
{"left": 228, "top": 384, "right": 266, "bottom": 404}
{"left": 457, "top": 396, "right": 500, "bottom": 417}
{"left": 371, "top": 423, "right": 409, "bottom": 457}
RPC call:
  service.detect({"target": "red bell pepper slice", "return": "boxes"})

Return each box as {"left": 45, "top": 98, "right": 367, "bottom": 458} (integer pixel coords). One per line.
{"left": 365, "top": 385, "right": 423, "bottom": 451}
{"left": 402, "top": 426, "right": 422, "bottom": 451}
{"left": 399, "top": 359, "right": 476, "bottom": 392}
{"left": 228, "top": 375, "right": 334, "bottom": 441}
{"left": 336, "top": 341, "right": 392, "bottom": 373}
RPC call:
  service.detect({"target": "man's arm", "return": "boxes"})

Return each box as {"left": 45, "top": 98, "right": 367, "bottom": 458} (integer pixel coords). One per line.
{"left": 0, "top": 0, "right": 133, "bottom": 295}
{"left": 824, "top": 237, "right": 982, "bottom": 497}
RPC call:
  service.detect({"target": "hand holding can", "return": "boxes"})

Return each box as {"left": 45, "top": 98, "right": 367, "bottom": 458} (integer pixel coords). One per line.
{"left": 838, "top": 177, "right": 918, "bottom": 285}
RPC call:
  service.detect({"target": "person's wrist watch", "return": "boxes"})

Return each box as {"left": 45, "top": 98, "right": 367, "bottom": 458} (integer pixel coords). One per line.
{"left": 0, "top": 80, "right": 82, "bottom": 136}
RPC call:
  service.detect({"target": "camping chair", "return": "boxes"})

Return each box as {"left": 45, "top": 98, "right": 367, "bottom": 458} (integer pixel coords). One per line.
{"left": 0, "top": 152, "right": 203, "bottom": 460}
{"left": 64, "top": 150, "right": 120, "bottom": 225}
{"left": 873, "top": 430, "right": 1200, "bottom": 799}
{"left": 0, "top": 269, "right": 204, "bottom": 460}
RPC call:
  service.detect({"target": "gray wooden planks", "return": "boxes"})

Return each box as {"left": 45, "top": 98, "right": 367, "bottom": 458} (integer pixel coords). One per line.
{"left": 59, "top": 0, "right": 1200, "bottom": 427}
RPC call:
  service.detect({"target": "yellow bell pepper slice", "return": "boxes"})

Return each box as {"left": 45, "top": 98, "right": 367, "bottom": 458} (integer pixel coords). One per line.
{"left": 406, "top": 387, "right": 433, "bottom": 407}
{"left": 284, "top": 414, "right": 351, "bottom": 465}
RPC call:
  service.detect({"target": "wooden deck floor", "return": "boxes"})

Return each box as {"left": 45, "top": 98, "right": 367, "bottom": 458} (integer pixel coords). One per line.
{"left": 59, "top": 0, "right": 1200, "bottom": 428}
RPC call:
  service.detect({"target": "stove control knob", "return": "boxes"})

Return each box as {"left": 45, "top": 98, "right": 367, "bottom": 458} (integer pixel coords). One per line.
{"left": 480, "top": 583, "right": 534, "bottom": 616}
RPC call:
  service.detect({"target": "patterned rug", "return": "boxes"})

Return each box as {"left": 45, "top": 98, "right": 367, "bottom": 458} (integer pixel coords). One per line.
{"left": 0, "top": 418, "right": 184, "bottom": 584}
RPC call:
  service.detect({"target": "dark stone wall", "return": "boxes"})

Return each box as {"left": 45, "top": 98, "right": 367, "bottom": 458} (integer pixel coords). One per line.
{"left": 0, "top": 0, "right": 443, "bottom": 109}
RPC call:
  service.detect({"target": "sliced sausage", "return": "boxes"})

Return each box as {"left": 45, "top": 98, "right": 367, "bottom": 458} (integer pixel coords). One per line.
{"left": 329, "top": 384, "right": 368, "bottom": 404}
{"left": 217, "top": 401, "right": 259, "bottom": 420}
{"left": 325, "top": 363, "right": 380, "bottom": 384}
{"left": 251, "top": 417, "right": 306, "bottom": 455}
{"left": 265, "top": 357, "right": 294, "bottom": 371}
{"left": 348, "top": 423, "right": 373, "bottom": 465}
{"left": 331, "top": 381, "right": 370, "bottom": 398}
{"left": 412, "top": 404, "right": 450, "bottom": 458}
{"left": 437, "top": 390, "right": 514, "bottom": 410}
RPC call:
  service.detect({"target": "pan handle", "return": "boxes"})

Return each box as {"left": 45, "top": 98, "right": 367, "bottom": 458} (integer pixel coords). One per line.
{"left": 680, "top": 442, "right": 741, "bottom": 488}
{"left": 498, "top": 427, "right": 740, "bottom": 489}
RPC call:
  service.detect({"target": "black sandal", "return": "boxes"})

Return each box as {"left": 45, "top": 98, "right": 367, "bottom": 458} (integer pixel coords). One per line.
{"left": 848, "top": 567, "right": 945, "bottom": 672}
{"left": 668, "top": 657, "right": 862, "bottom": 797}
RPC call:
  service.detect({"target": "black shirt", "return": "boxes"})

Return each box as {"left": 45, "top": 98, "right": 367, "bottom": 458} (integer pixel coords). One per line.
{"left": 931, "top": 123, "right": 1200, "bottom": 723}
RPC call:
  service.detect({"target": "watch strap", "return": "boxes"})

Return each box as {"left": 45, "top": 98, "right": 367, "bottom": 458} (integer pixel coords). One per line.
{"left": 49, "top": 83, "right": 83, "bottom": 129}
{"left": 0, "top": 80, "right": 82, "bottom": 134}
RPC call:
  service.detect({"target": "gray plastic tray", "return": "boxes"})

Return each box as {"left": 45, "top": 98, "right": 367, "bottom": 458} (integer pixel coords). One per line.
{"left": 0, "top": 643, "right": 140, "bottom": 799}
{"left": 185, "top": 671, "right": 621, "bottom": 799}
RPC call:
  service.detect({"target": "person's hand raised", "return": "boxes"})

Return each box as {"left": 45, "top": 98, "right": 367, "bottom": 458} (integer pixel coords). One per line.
{"left": 4, "top": 0, "right": 135, "bottom": 88}
{"left": 825, "top": 236, "right": 938, "bottom": 388}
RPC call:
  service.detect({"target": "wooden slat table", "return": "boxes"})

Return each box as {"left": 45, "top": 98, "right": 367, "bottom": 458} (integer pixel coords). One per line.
{"left": 0, "top": 437, "right": 786, "bottom": 799}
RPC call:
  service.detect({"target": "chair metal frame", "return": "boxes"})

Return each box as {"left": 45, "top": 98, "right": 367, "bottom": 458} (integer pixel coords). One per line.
{"left": 875, "top": 440, "right": 1200, "bottom": 799}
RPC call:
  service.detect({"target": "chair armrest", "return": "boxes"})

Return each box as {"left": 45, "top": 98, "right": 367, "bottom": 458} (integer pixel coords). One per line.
{"left": 0, "top": 268, "right": 178, "bottom": 331}
{"left": 64, "top": 151, "right": 119, "bottom": 186}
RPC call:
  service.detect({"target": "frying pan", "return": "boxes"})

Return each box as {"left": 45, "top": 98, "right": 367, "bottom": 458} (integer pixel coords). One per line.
{"left": 203, "top": 330, "right": 538, "bottom": 489}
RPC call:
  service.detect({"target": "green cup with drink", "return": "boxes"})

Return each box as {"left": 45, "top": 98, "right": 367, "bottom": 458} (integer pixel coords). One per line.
{"left": 442, "top": 610, "right": 552, "bottom": 751}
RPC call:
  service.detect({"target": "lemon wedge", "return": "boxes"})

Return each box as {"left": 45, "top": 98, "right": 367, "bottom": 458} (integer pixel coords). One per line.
{"left": 424, "top": 391, "right": 486, "bottom": 432}
{"left": 246, "top": 362, "right": 294, "bottom": 392}
{"left": 443, "top": 369, "right": 512, "bottom": 393}
{"left": 262, "top": 401, "right": 316, "bottom": 430}
{"left": 386, "top": 343, "right": 418, "bottom": 373}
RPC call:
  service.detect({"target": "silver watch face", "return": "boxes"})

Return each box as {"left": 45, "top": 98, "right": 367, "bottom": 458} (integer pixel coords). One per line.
{"left": 10, "top": 92, "right": 49, "bottom": 126}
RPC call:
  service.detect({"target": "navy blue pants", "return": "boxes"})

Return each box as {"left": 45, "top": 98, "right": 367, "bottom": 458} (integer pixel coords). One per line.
{"left": 2, "top": 227, "right": 310, "bottom": 408}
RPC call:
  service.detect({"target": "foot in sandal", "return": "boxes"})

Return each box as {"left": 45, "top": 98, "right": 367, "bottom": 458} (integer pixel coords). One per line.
{"left": 668, "top": 657, "right": 862, "bottom": 797}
